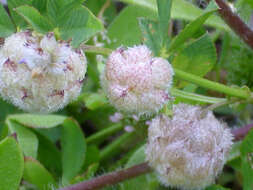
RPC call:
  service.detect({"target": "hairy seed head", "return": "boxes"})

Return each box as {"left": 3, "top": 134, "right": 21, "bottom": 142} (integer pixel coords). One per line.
{"left": 101, "top": 45, "right": 174, "bottom": 115}
{"left": 0, "top": 31, "right": 87, "bottom": 113}
{"left": 146, "top": 103, "right": 233, "bottom": 190}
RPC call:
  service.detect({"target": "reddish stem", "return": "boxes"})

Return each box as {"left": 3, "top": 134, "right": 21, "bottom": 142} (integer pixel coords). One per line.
{"left": 215, "top": 0, "right": 253, "bottom": 49}
{"left": 0, "top": 38, "right": 4, "bottom": 46}
{"left": 232, "top": 123, "right": 253, "bottom": 141}
{"left": 59, "top": 162, "right": 151, "bottom": 190}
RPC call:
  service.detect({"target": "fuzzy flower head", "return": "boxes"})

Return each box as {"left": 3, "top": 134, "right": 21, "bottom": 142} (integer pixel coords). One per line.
{"left": 146, "top": 104, "right": 233, "bottom": 190}
{"left": 0, "top": 31, "right": 87, "bottom": 113}
{"left": 101, "top": 45, "right": 174, "bottom": 116}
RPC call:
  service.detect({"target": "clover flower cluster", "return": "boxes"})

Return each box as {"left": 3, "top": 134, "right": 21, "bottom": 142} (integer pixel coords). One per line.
{"left": 101, "top": 45, "right": 174, "bottom": 115}
{"left": 0, "top": 32, "right": 234, "bottom": 189}
{"left": 0, "top": 31, "right": 87, "bottom": 113}
{"left": 145, "top": 104, "right": 233, "bottom": 190}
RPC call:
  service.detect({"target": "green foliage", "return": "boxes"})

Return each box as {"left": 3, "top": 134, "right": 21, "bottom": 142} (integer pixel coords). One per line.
{"left": 8, "top": 121, "right": 38, "bottom": 159}
{"left": 244, "top": 0, "right": 253, "bottom": 8}
{"left": 223, "top": 35, "right": 253, "bottom": 88}
{"left": 206, "top": 185, "right": 231, "bottom": 190}
{"left": 15, "top": 5, "right": 54, "bottom": 34}
{"left": 139, "top": 18, "right": 162, "bottom": 56}
{"left": 32, "top": 0, "right": 48, "bottom": 15}
{"left": 157, "top": 0, "right": 172, "bottom": 47}
{"left": 82, "top": 145, "right": 100, "bottom": 170}
{"left": 61, "top": 118, "right": 86, "bottom": 185}
{"left": 2, "top": 0, "right": 103, "bottom": 47}
{"left": 120, "top": 0, "right": 229, "bottom": 31}
{"left": 168, "top": 9, "right": 217, "bottom": 52}
{"left": 46, "top": 0, "right": 70, "bottom": 25}
{"left": 172, "top": 34, "right": 217, "bottom": 77}
{"left": 0, "top": 137, "right": 24, "bottom": 190}
{"left": 7, "top": 0, "right": 32, "bottom": 29}
{"left": 36, "top": 132, "right": 62, "bottom": 176}
{"left": 0, "top": 4, "right": 15, "bottom": 37}
{"left": 0, "top": 99, "right": 21, "bottom": 136}
{"left": 107, "top": 5, "right": 157, "bottom": 49}
{"left": 58, "top": 5, "right": 103, "bottom": 47}
{"left": 240, "top": 129, "right": 253, "bottom": 190}
{"left": 23, "top": 157, "right": 57, "bottom": 190}
{"left": 8, "top": 114, "right": 66, "bottom": 128}
{"left": 0, "top": 0, "right": 253, "bottom": 189}
{"left": 82, "top": 93, "right": 108, "bottom": 110}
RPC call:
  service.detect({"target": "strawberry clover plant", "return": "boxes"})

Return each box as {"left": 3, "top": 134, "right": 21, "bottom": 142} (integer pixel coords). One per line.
{"left": 0, "top": 0, "right": 253, "bottom": 190}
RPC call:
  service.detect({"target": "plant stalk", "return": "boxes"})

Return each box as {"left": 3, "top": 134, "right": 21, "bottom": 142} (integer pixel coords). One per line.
{"left": 86, "top": 123, "right": 124, "bottom": 145}
{"left": 59, "top": 162, "right": 151, "bottom": 190}
{"left": 214, "top": 0, "right": 253, "bottom": 49}
{"left": 232, "top": 123, "right": 253, "bottom": 141}
{"left": 174, "top": 69, "right": 250, "bottom": 99}
{"left": 81, "top": 45, "right": 112, "bottom": 55}
{"left": 100, "top": 132, "right": 134, "bottom": 161}
{"left": 171, "top": 88, "right": 226, "bottom": 104}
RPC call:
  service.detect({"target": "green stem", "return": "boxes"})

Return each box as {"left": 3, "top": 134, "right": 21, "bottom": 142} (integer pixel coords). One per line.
{"left": 205, "top": 99, "right": 239, "bottom": 111}
{"left": 174, "top": 69, "right": 251, "bottom": 99}
{"left": 200, "top": 98, "right": 238, "bottom": 119}
{"left": 171, "top": 88, "right": 226, "bottom": 104}
{"left": 86, "top": 123, "right": 124, "bottom": 144}
{"left": 100, "top": 132, "right": 134, "bottom": 161}
{"left": 81, "top": 45, "right": 112, "bottom": 55}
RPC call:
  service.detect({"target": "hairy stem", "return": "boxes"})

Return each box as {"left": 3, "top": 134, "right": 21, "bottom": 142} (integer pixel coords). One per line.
{"left": 171, "top": 88, "right": 226, "bottom": 104}
{"left": 81, "top": 45, "right": 112, "bottom": 55}
{"left": 174, "top": 69, "right": 251, "bottom": 99}
{"left": 214, "top": 0, "right": 253, "bottom": 49}
{"left": 59, "top": 162, "right": 152, "bottom": 190}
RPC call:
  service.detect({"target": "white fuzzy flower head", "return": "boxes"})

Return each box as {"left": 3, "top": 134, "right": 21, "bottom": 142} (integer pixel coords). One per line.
{"left": 0, "top": 31, "right": 87, "bottom": 113}
{"left": 146, "top": 104, "right": 233, "bottom": 190}
{"left": 101, "top": 45, "right": 174, "bottom": 115}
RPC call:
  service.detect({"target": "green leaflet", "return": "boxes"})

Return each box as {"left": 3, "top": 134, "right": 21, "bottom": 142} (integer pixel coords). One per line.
{"left": 15, "top": 5, "right": 54, "bottom": 33}
{"left": 138, "top": 18, "right": 161, "bottom": 56}
{"left": 172, "top": 34, "right": 217, "bottom": 77}
{"left": 156, "top": 0, "right": 172, "bottom": 47}
{"left": 168, "top": 9, "right": 217, "bottom": 52}
{"left": 0, "top": 137, "right": 24, "bottom": 190}
{"left": 240, "top": 129, "right": 253, "bottom": 190}
{"left": 7, "top": 114, "right": 66, "bottom": 128}
{"left": 61, "top": 118, "right": 86, "bottom": 185}
{"left": 8, "top": 121, "right": 38, "bottom": 159}
{"left": 107, "top": 5, "right": 157, "bottom": 49}
{"left": 0, "top": 3, "right": 15, "bottom": 37}
{"left": 7, "top": 0, "right": 32, "bottom": 29}
{"left": 23, "top": 157, "right": 57, "bottom": 190}
{"left": 58, "top": 5, "right": 103, "bottom": 47}
{"left": 119, "top": 0, "right": 229, "bottom": 31}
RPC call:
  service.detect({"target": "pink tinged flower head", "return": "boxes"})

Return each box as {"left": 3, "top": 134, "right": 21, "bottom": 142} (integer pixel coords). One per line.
{"left": 145, "top": 103, "right": 233, "bottom": 190}
{"left": 0, "top": 31, "right": 87, "bottom": 113}
{"left": 101, "top": 45, "right": 174, "bottom": 115}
